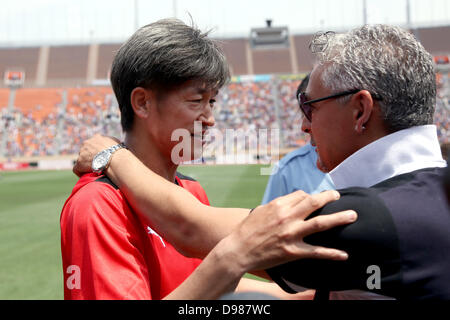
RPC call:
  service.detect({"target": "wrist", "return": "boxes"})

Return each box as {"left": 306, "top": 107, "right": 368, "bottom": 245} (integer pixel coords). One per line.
{"left": 92, "top": 142, "right": 126, "bottom": 174}
{"left": 104, "top": 147, "right": 129, "bottom": 184}
{"left": 211, "top": 235, "right": 248, "bottom": 280}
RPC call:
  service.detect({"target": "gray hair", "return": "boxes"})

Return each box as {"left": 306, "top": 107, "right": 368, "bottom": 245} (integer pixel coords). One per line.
{"left": 311, "top": 24, "right": 436, "bottom": 132}
{"left": 111, "top": 18, "right": 230, "bottom": 131}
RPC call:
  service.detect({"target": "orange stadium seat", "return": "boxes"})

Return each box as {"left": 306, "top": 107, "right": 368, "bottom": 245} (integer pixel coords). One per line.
{"left": 13, "top": 88, "right": 61, "bottom": 122}
{"left": 47, "top": 46, "right": 89, "bottom": 83}
{"left": 1, "top": 24, "right": 449, "bottom": 158}
{"left": 0, "top": 88, "right": 10, "bottom": 109}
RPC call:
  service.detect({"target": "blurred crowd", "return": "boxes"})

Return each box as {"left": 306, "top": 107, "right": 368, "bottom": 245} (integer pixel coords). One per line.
{"left": 1, "top": 74, "right": 449, "bottom": 159}
{"left": 0, "top": 87, "right": 122, "bottom": 158}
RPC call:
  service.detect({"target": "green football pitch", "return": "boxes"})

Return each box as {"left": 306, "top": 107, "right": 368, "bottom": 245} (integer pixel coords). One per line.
{"left": 0, "top": 165, "right": 270, "bottom": 299}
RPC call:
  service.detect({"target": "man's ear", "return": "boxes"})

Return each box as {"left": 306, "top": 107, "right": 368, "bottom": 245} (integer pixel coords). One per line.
{"left": 352, "top": 90, "right": 374, "bottom": 133}
{"left": 130, "top": 87, "right": 152, "bottom": 119}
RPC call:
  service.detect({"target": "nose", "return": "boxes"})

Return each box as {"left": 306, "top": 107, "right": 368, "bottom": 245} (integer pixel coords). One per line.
{"left": 301, "top": 115, "right": 311, "bottom": 134}
{"left": 200, "top": 104, "right": 215, "bottom": 128}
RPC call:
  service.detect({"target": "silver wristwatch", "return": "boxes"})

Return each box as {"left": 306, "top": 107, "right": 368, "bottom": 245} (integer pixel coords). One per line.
{"left": 92, "top": 142, "right": 127, "bottom": 174}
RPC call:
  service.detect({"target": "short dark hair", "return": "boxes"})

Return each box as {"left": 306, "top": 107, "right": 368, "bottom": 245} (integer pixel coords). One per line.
{"left": 110, "top": 18, "right": 230, "bottom": 131}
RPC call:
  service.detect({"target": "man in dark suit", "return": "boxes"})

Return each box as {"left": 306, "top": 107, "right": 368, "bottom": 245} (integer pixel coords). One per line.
{"left": 268, "top": 25, "right": 449, "bottom": 300}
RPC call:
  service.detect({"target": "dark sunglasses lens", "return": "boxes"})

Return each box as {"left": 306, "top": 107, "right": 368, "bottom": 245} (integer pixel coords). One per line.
{"left": 301, "top": 105, "right": 312, "bottom": 121}
{"left": 299, "top": 93, "right": 312, "bottom": 121}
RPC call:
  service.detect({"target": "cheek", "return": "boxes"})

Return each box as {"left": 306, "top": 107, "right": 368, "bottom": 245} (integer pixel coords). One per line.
{"left": 311, "top": 123, "right": 341, "bottom": 164}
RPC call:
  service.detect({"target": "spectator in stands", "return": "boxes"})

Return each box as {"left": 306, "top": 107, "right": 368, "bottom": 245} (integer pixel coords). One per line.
{"left": 62, "top": 18, "right": 355, "bottom": 300}
{"left": 262, "top": 73, "right": 335, "bottom": 206}
{"left": 75, "top": 24, "right": 449, "bottom": 300}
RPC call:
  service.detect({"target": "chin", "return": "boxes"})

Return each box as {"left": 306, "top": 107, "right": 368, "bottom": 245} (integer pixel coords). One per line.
{"left": 316, "top": 157, "right": 330, "bottom": 173}
{"left": 192, "top": 150, "right": 204, "bottom": 161}
{"left": 191, "top": 139, "right": 205, "bottom": 158}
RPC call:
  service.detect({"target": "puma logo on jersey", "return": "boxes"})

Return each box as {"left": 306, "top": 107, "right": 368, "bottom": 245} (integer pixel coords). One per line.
{"left": 147, "top": 226, "right": 166, "bottom": 247}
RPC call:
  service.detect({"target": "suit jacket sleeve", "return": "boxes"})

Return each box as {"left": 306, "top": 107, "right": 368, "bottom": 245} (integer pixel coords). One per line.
{"left": 266, "top": 188, "right": 402, "bottom": 295}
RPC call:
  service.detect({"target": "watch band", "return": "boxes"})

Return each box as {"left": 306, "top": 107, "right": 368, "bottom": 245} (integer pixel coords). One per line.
{"left": 107, "top": 142, "right": 126, "bottom": 154}
{"left": 103, "top": 142, "right": 127, "bottom": 171}
{"left": 92, "top": 142, "right": 127, "bottom": 174}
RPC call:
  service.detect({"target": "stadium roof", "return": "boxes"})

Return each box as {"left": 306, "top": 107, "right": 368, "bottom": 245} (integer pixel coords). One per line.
{"left": 1, "top": 0, "right": 450, "bottom": 47}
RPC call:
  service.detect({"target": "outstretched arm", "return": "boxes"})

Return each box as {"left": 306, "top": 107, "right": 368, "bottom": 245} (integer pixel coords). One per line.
{"left": 109, "top": 147, "right": 250, "bottom": 258}
{"left": 74, "top": 135, "right": 248, "bottom": 258}
{"left": 73, "top": 135, "right": 358, "bottom": 299}
{"left": 73, "top": 135, "right": 355, "bottom": 264}
{"left": 164, "top": 190, "right": 357, "bottom": 299}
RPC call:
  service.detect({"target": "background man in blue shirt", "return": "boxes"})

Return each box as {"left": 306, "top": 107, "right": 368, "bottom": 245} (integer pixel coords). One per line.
{"left": 262, "top": 74, "right": 334, "bottom": 204}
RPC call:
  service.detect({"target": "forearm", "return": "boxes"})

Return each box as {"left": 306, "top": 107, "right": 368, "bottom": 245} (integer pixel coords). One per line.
{"left": 164, "top": 237, "right": 246, "bottom": 300}
{"left": 106, "top": 148, "right": 248, "bottom": 258}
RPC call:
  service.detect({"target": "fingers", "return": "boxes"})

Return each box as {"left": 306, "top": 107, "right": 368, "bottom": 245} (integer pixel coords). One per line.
{"left": 290, "top": 190, "right": 341, "bottom": 220}
{"left": 267, "top": 189, "right": 309, "bottom": 208}
{"left": 301, "top": 210, "right": 357, "bottom": 239}
{"left": 286, "top": 210, "right": 358, "bottom": 261}
{"left": 71, "top": 134, "right": 121, "bottom": 178}
{"left": 300, "top": 243, "right": 350, "bottom": 261}
{"left": 267, "top": 188, "right": 337, "bottom": 210}
{"left": 71, "top": 134, "right": 119, "bottom": 177}
{"left": 106, "top": 135, "right": 121, "bottom": 143}
{"left": 85, "top": 134, "right": 117, "bottom": 151}
{"left": 72, "top": 149, "right": 92, "bottom": 176}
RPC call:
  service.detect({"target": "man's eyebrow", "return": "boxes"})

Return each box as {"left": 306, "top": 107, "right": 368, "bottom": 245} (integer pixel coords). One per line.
{"left": 192, "top": 87, "right": 219, "bottom": 96}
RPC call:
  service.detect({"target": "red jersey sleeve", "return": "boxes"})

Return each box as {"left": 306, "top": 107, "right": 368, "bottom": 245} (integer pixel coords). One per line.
{"left": 61, "top": 179, "right": 152, "bottom": 300}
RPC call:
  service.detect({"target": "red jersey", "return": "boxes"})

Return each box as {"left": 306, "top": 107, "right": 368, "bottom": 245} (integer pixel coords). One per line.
{"left": 60, "top": 172, "right": 209, "bottom": 300}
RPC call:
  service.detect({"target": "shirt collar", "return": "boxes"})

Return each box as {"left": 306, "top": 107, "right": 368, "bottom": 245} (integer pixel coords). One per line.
{"left": 329, "top": 125, "right": 447, "bottom": 189}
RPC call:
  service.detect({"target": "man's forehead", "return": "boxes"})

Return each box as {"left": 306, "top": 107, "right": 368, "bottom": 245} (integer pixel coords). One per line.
{"left": 306, "top": 66, "right": 325, "bottom": 95}
{"left": 181, "top": 79, "right": 219, "bottom": 94}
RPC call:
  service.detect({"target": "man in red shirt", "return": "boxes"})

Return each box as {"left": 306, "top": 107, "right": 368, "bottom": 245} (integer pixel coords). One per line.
{"left": 61, "top": 171, "right": 210, "bottom": 299}
{"left": 60, "top": 19, "right": 231, "bottom": 299}
{"left": 62, "top": 19, "right": 356, "bottom": 300}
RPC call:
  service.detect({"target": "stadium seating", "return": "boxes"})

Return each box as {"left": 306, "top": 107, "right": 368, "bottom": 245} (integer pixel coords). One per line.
{"left": 96, "top": 44, "right": 121, "bottom": 80}
{"left": 0, "top": 25, "right": 449, "bottom": 160}
{"left": 1, "top": 25, "right": 448, "bottom": 88}
{"left": 0, "top": 47, "right": 39, "bottom": 86}
{"left": 46, "top": 45, "right": 89, "bottom": 86}
{"left": 1, "top": 74, "right": 448, "bottom": 159}
{"left": 220, "top": 39, "right": 249, "bottom": 76}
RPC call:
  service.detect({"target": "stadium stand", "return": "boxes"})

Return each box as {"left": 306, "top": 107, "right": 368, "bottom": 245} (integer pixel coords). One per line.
{"left": 413, "top": 26, "right": 450, "bottom": 55}
{"left": 292, "top": 34, "right": 316, "bottom": 73}
{"left": 2, "top": 73, "right": 447, "bottom": 160}
{"left": 96, "top": 44, "right": 121, "bottom": 80}
{"left": 220, "top": 39, "right": 249, "bottom": 76}
{"left": 13, "top": 88, "right": 61, "bottom": 121}
{"left": 0, "top": 25, "right": 449, "bottom": 163}
{"left": 0, "top": 25, "right": 448, "bottom": 86}
{"left": 0, "top": 88, "right": 9, "bottom": 107}
{"left": 252, "top": 48, "right": 292, "bottom": 74}
{"left": 0, "top": 47, "right": 39, "bottom": 86}
{"left": 46, "top": 45, "right": 89, "bottom": 86}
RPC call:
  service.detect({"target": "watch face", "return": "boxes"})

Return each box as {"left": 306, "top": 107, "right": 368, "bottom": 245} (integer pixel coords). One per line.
{"left": 92, "top": 150, "right": 110, "bottom": 171}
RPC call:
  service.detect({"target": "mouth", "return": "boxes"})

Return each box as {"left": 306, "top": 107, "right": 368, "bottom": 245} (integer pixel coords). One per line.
{"left": 191, "top": 132, "right": 206, "bottom": 139}
{"left": 191, "top": 131, "right": 209, "bottom": 145}
{"left": 191, "top": 128, "right": 208, "bottom": 136}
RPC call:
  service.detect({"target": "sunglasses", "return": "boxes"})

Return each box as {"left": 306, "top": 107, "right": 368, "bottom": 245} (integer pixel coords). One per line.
{"left": 298, "top": 89, "right": 361, "bottom": 122}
